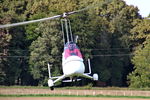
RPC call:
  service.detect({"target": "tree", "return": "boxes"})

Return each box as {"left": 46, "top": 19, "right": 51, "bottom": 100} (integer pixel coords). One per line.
{"left": 0, "top": 31, "right": 11, "bottom": 84}
{"left": 0, "top": 0, "right": 29, "bottom": 85}
{"left": 128, "top": 37, "right": 150, "bottom": 88}
{"left": 29, "top": 19, "right": 62, "bottom": 85}
{"left": 128, "top": 18, "right": 150, "bottom": 88}
{"left": 130, "top": 18, "right": 150, "bottom": 47}
{"left": 0, "top": 0, "right": 145, "bottom": 87}
{"left": 72, "top": 0, "right": 141, "bottom": 86}
{"left": 102, "top": 0, "right": 140, "bottom": 86}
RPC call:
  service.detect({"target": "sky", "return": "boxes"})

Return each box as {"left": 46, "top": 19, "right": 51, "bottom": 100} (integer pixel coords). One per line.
{"left": 123, "top": 0, "right": 150, "bottom": 17}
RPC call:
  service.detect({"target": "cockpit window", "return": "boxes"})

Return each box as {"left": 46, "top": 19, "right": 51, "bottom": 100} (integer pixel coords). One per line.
{"left": 64, "top": 42, "right": 82, "bottom": 59}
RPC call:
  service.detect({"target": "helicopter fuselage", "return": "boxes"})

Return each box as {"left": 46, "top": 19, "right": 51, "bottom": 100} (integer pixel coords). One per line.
{"left": 47, "top": 17, "right": 98, "bottom": 89}
{"left": 62, "top": 42, "right": 85, "bottom": 76}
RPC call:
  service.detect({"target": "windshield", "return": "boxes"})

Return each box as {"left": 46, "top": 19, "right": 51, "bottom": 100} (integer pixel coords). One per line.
{"left": 64, "top": 42, "right": 82, "bottom": 59}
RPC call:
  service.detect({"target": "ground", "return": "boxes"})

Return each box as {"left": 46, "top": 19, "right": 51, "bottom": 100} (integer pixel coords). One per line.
{"left": 0, "top": 88, "right": 150, "bottom": 96}
{"left": 0, "top": 97, "right": 148, "bottom": 100}
{"left": 0, "top": 87, "right": 150, "bottom": 100}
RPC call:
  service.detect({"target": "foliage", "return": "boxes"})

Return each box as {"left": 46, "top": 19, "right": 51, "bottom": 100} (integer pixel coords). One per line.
{"left": 70, "top": 0, "right": 141, "bottom": 86}
{"left": 29, "top": 19, "right": 62, "bottom": 85}
{"left": 0, "top": 0, "right": 29, "bottom": 85}
{"left": 128, "top": 18, "right": 150, "bottom": 88}
{"left": 0, "top": 0, "right": 149, "bottom": 87}
{"left": 128, "top": 38, "right": 150, "bottom": 88}
{"left": 130, "top": 18, "right": 150, "bottom": 46}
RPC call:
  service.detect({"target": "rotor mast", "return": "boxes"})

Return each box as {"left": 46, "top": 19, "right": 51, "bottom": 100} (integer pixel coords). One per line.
{"left": 61, "top": 12, "right": 74, "bottom": 45}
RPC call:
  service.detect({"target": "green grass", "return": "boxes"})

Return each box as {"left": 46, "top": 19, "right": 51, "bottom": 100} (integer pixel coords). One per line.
{"left": 0, "top": 85, "right": 48, "bottom": 89}
{"left": 60, "top": 86, "right": 148, "bottom": 90}
{"left": 0, "top": 94, "right": 150, "bottom": 99}
{"left": 0, "top": 85, "right": 150, "bottom": 91}
{"left": 0, "top": 86, "right": 150, "bottom": 99}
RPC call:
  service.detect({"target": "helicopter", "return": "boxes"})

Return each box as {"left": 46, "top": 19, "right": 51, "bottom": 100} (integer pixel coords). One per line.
{"left": 0, "top": 5, "right": 102, "bottom": 90}
{"left": 0, "top": 12, "right": 99, "bottom": 90}
{"left": 47, "top": 13, "right": 98, "bottom": 90}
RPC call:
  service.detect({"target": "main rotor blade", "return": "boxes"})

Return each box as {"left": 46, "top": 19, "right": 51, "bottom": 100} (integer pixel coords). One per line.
{"left": 0, "top": 0, "right": 111, "bottom": 28}
{"left": 0, "top": 11, "right": 78, "bottom": 28}
{"left": 0, "top": 15, "right": 62, "bottom": 28}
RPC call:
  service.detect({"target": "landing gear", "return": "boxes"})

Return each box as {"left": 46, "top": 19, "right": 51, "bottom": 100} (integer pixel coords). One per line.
{"left": 93, "top": 73, "right": 98, "bottom": 81}
{"left": 48, "top": 79, "right": 54, "bottom": 91}
{"left": 50, "top": 86, "right": 54, "bottom": 90}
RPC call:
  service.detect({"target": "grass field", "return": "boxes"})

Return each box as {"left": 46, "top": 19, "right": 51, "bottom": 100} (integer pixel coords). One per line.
{"left": 0, "top": 86, "right": 150, "bottom": 99}
{"left": 0, "top": 86, "right": 150, "bottom": 91}
{"left": 0, "top": 94, "right": 150, "bottom": 99}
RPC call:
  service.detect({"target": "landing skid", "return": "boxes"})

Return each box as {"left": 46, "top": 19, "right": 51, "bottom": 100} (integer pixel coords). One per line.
{"left": 50, "top": 86, "right": 54, "bottom": 90}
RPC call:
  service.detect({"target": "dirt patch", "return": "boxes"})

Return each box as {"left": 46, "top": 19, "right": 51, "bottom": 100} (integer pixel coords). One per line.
{"left": 0, "top": 97, "right": 148, "bottom": 100}
{"left": 0, "top": 88, "right": 150, "bottom": 97}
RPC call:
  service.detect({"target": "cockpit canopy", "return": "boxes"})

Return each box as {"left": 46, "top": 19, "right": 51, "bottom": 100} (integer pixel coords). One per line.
{"left": 64, "top": 42, "right": 82, "bottom": 59}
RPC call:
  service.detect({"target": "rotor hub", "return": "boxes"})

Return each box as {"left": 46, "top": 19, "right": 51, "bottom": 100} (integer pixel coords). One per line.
{"left": 63, "top": 12, "right": 68, "bottom": 18}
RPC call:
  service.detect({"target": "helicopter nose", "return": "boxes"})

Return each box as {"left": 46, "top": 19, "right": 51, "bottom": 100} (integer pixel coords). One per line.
{"left": 63, "top": 60, "right": 85, "bottom": 75}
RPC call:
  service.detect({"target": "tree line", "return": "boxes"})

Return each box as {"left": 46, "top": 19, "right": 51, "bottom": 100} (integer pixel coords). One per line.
{"left": 0, "top": 0, "right": 150, "bottom": 88}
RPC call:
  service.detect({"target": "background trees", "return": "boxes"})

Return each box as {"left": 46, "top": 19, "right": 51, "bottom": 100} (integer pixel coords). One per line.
{"left": 128, "top": 19, "right": 150, "bottom": 88}
{"left": 29, "top": 19, "right": 62, "bottom": 85}
{"left": 0, "top": 0, "right": 149, "bottom": 88}
{"left": 128, "top": 38, "right": 150, "bottom": 88}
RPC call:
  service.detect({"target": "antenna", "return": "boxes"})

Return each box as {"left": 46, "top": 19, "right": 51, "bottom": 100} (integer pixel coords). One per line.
{"left": 75, "top": 35, "right": 79, "bottom": 43}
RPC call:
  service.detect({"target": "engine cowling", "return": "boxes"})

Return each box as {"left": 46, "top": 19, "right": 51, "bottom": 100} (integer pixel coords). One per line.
{"left": 48, "top": 79, "right": 54, "bottom": 87}
{"left": 93, "top": 73, "right": 98, "bottom": 81}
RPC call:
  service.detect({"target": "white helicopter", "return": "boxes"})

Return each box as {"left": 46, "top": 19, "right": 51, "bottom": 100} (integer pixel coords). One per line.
{"left": 0, "top": 9, "right": 99, "bottom": 91}
{"left": 47, "top": 13, "right": 98, "bottom": 90}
